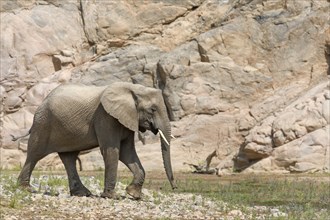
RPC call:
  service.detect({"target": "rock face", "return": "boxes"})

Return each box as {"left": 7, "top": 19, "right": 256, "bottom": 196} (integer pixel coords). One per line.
{"left": 1, "top": 0, "right": 329, "bottom": 173}
{"left": 237, "top": 82, "right": 329, "bottom": 173}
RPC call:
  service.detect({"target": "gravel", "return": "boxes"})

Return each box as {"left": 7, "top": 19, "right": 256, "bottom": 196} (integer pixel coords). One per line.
{"left": 0, "top": 174, "right": 288, "bottom": 219}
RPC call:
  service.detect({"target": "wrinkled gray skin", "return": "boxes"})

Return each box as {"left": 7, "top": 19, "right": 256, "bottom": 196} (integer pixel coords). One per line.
{"left": 17, "top": 82, "right": 176, "bottom": 199}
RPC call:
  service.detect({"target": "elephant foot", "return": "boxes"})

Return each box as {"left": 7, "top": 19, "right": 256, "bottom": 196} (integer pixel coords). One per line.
{"left": 101, "top": 190, "right": 121, "bottom": 200}
{"left": 70, "top": 187, "right": 92, "bottom": 197}
{"left": 19, "top": 184, "right": 37, "bottom": 193}
{"left": 126, "top": 184, "right": 142, "bottom": 200}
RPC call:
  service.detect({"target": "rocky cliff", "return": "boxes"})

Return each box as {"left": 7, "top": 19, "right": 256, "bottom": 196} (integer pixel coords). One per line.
{"left": 1, "top": 0, "right": 329, "bottom": 174}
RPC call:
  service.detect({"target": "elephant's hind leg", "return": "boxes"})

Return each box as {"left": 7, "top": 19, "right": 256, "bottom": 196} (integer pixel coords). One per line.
{"left": 18, "top": 128, "right": 50, "bottom": 190}
{"left": 58, "top": 151, "right": 92, "bottom": 197}
{"left": 18, "top": 148, "right": 48, "bottom": 191}
{"left": 18, "top": 156, "right": 42, "bottom": 190}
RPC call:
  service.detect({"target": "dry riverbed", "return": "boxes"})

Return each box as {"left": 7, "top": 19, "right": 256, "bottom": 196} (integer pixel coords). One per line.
{"left": 0, "top": 171, "right": 328, "bottom": 219}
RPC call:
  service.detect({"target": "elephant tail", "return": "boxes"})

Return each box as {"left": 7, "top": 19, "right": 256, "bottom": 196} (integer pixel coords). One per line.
{"left": 11, "top": 130, "right": 31, "bottom": 141}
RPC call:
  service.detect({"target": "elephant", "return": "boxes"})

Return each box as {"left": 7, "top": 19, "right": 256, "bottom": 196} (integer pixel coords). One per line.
{"left": 17, "top": 82, "right": 176, "bottom": 199}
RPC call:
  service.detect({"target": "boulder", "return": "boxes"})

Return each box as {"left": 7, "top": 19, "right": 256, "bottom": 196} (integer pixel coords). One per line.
{"left": 273, "top": 126, "right": 329, "bottom": 173}
{"left": 237, "top": 82, "right": 330, "bottom": 172}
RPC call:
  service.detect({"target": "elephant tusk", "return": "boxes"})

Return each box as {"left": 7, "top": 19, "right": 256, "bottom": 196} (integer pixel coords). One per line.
{"left": 159, "top": 129, "right": 170, "bottom": 146}
{"left": 171, "top": 134, "right": 176, "bottom": 139}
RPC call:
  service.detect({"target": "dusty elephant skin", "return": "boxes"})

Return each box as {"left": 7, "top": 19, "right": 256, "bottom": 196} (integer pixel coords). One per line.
{"left": 17, "top": 82, "right": 176, "bottom": 199}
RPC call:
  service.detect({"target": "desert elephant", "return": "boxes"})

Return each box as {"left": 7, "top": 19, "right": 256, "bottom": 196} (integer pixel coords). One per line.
{"left": 17, "top": 82, "right": 176, "bottom": 199}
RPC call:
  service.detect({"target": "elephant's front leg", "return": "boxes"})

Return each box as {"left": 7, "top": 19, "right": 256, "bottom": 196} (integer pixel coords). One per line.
{"left": 100, "top": 146, "right": 120, "bottom": 199}
{"left": 120, "top": 133, "right": 145, "bottom": 200}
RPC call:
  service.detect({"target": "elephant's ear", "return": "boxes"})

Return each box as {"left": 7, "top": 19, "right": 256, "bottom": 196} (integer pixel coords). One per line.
{"left": 100, "top": 84, "right": 138, "bottom": 132}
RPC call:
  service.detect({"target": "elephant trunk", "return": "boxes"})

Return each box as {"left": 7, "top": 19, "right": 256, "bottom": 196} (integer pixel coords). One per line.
{"left": 158, "top": 120, "right": 176, "bottom": 190}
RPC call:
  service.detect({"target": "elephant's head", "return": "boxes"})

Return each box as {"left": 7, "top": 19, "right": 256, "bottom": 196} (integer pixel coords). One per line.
{"left": 100, "top": 82, "right": 176, "bottom": 189}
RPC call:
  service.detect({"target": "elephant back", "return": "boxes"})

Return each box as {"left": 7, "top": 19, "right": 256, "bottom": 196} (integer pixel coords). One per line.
{"left": 37, "top": 84, "right": 106, "bottom": 128}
